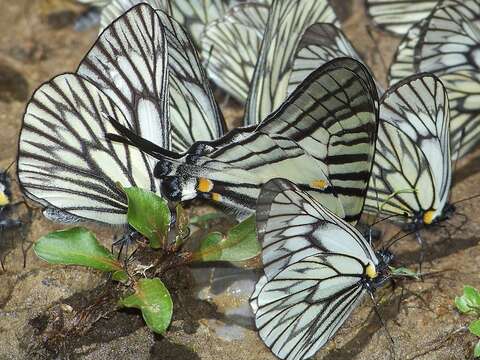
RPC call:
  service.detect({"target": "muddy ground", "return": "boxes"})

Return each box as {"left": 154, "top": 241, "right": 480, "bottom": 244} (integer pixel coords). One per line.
{"left": 1, "top": 0, "right": 480, "bottom": 359}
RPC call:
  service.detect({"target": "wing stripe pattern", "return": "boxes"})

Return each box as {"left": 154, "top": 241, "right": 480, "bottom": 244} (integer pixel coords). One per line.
{"left": 415, "top": 2, "right": 480, "bottom": 158}
{"left": 365, "top": 0, "right": 438, "bottom": 35}
{"left": 78, "top": 4, "right": 170, "bottom": 150}
{"left": 154, "top": 10, "right": 226, "bottom": 152}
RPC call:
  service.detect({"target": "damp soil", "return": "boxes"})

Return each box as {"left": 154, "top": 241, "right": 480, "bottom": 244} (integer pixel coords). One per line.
{"left": 1, "top": 1, "right": 480, "bottom": 359}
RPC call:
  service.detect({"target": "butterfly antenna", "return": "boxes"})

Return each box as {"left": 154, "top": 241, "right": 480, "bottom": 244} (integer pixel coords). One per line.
{"left": 383, "top": 228, "right": 417, "bottom": 251}
{"left": 103, "top": 113, "right": 181, "bottom": 160}
{"left": 166, "top": 0, "right": 173, "bottom": 16}
{"left": 451, "top": 192, "right": 480, "bottom": 205}
{"left": 366, "top": 24, "right": 389, "bottom": 79}
{"left": 415, "top": 231, "right": 425, "bottom": 278}
{"left": 371, "top": 213, "right": 405, "bottom": 226}
{"left": 4, "top": 160, "right": 15, "bottom": 173}
{"left": 368, "top": 292, "right": 396, "bottom": 360}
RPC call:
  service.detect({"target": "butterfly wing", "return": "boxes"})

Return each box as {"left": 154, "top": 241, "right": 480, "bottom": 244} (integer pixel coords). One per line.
{"left": 251, "top": 258, "right": 368, "bottom": 360}
{"left": 78, "top": 3, "right": 170, "bottom": 150}
{"left": 251, "top": 178, "right": 377, "bottom": 360}
{"left": 154, "top": 9, "right": 226, "bottom": 152}
{"left": 288, "top": 23, "right": 363, "bottom": 94}
{"left": 201, "top": 2, "right": 270, "bottom": 103}
{"left": 244, "top": 0, "right": 338, "bottom": 125}
{"left": 365, "top": 74, "right": 451, "bottom": 221}
{"left": 165, "top": 0, "right": 242, "bottom": 46}
{"left": 413, "top": 2, "right": 480, "bottom": 158}
{"left": 388, "top": 19, "right": 425, "bottom": 85}
{"left": 365, "top": 0, "right": 438, "bottom": 35}
{"left": 17, "top": 74, "right": 161, "bottom": 225}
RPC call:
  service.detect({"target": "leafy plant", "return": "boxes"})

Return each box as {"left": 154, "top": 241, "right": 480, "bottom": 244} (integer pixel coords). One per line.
{"left": 33, "top": 187, "right": 261, "bottom": 337}
{"left": 455, "top": 285, "right": 480, "bottom": 357}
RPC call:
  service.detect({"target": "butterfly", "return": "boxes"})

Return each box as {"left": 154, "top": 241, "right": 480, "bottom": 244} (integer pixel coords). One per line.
{"left": 364, "top": 74, "right": 453, "bottom": 229}
{"left": 17, "top": 4, "right": 224, "bottom": 226}
{"left": 108, "top": 56, "right": 379, "bottom": 223}
{"left": 389, "top": 0, "right": 480, "bottom": 159}
{"left": 250, "top": 178, "right": 393, "bottom": 360}
{"left": 202, "top": 0, "right": 339, "bottom": 122}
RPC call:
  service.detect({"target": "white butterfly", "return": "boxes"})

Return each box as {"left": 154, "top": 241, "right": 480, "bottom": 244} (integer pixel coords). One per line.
{"left": 18, "top": 4, "right": 224, "bottom": 225}
{"left": 250, "top": 178, "right": 393, "bottom": 360}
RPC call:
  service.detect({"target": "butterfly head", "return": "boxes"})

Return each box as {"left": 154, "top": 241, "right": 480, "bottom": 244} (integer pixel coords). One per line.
{"left": 367, "top": 250, "right": 393, "bottom": 289}
{"left": 411, "top": 204, "right": 456, "bottom": 230}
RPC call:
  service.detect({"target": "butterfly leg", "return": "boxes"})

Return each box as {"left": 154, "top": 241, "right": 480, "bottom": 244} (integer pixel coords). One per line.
{"left": 368, "top": 291, "right": 396, "bottom": 359}
{"left": 415, "top": 231, "right": 426, "bottom": 279}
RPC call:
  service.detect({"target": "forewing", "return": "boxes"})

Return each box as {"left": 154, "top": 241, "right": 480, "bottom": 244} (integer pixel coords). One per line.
{"left": 388, "top": 19, "right": 425, "bottom": 85}
{"left": 414, "top": 2, "right": 480, "bottom": 158}
{"left": 78, "top": 3, "right": 170, "bottom": 149}
{"left": 256, "top": 178, "right": 376, "bottom": 279}
{"left": 166, "top": 0, "right": 242, "bottom": 45}
{"left": 18, "top": 74, "right": 159, "bottom": 225}
{"left": 244, "top": 0, "right": 338, "bottom": 125}
{"left": 201, "top": 2, "right": 270, "bottom": 103}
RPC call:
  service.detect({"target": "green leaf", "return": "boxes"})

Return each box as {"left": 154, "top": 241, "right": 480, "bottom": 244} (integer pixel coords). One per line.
{"left": 474, "top": 340, "right": 480, "bottom": 358}
{"left": 389, "top": 266, "right": 420, "bottom": 280}
{"left": 112, "top": 270, "right": 129, "bottom": 282}
{"left": 193, "top": 215, "right": 260, "bottom": 262}
{"left": 455, "top": 296, "right": 472, "bottom": 314}
{"left": 469, "top": 320, "right": 480, "bottom": 337}
{"left": 464, "top": 286, "right": 480, "bottom": 308}
{"left": 124, "top": 187, "right": 170, "bottom": 249}
{"left": 119, "top": 278, "right": 173, "bottom": 334}
{"left": 34, "top": 227, "right": 123, "bottom": 273}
